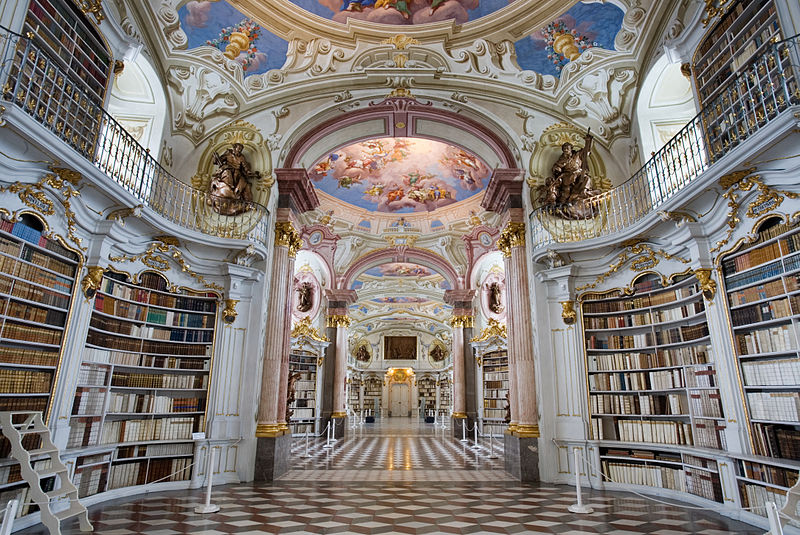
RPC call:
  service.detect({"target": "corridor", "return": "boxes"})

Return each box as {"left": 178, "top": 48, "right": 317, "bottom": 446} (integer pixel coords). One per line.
{"left": 19, "top": 418, "right": 763, "bottom": 534}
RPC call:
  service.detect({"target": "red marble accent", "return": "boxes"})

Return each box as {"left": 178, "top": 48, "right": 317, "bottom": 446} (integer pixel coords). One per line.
{"left": 481, "top": 168, "right": 524, "bottom": 212}
{"left": 340, "top": 247, "right": 461, "bottom": 290}
{"left": 443, "top": 289, "right": 476, "bottom": 316}
{"left": 324, "top": 288, "right": 358, "bottom": 317}
{"left": 275, "top": 168, "right": 320, "bottom": 214}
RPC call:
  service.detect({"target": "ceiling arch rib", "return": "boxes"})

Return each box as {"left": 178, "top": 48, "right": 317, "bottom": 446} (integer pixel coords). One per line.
{"left": 341, "top": 247, "right": 461, "bottom": 291}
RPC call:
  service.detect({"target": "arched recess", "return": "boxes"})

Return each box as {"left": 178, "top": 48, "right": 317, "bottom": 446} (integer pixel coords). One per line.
{"left": 340, "top": 247, "right": 461, "bottom": 291}
{"left": 283, "top": 98, "right": 518, "bottom": 173}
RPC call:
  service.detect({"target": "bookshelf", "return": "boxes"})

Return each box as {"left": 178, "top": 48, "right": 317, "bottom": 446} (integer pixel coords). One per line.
{"left": 288, "top": 351, "right": 318, "bottom": 435}
{"left": 363, "top": 376, "right": 382, "bottom": 418}
{"left": 347, "top": 373, "right": 361, "bottom": 414}
{"left": 417, "top": 375, "right": 436, "bottom": 418}
{"left": 481, "top": 350, "right": 508, "bottom": 436}
{"left": 438, "top": 376, "right": 452, "bottom": 417}
{"left": 735, "top": 456, "right": 800, "bottom": 526}
{"left": 67, "top": 270, "right": 216, "bottom": 498}
{"left": 721, "top": 217, "right": 800, "bottom": 467}
{"left": 0, "top": 212, "right": 80, "bottom": 519}
{"left": 692, "top": 0, "right": 782, "bottom": 106}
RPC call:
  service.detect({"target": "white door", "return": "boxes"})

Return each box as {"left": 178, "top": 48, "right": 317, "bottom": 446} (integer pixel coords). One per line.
{"left": 390, "top": 383, "right": 410, "bottom": 416}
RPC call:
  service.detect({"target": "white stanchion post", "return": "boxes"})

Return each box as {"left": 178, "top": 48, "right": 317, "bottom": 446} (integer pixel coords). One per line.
{"left": 195, "top": 448, "right": 220, "bottom": 514}
{"left": 0, "top": 499, "right": 17, "bottom": 535}
{"left": 472, "top": 423, "right": 481, "bottom": 450}
{"left": 323, "top": 420, "right": 333, "bottom": 449}
{"left": 765, "top": 501, "right": 784, "bottom": 535}
{"left": 568, "top": 449, "right": 593, "bottom": 514}
{"left": 487, "top": 433, "right": 498, "bottom": 459}
{"left": 460, "top": 419, "right": 469, "bottom": 442}
{"left": 301, "top": 428, "right": 311, "bottom": 458}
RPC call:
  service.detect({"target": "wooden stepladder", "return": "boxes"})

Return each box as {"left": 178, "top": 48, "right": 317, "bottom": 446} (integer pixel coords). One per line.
{"left": 0, "top": 412, "right": 91, "bottom": 534}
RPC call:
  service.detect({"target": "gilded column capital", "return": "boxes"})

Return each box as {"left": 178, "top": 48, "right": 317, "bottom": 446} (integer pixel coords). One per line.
{"left": 274, "top": 221, "right": 303, "bottom": 257}
{"left": 449, "top": 314, "right": 474, "bottom": 328}
{"left": 326, "top": 314, "right": 351, "bottom": 328}
{"left": 497, "top": 222, "right": 526, "bottom": 257}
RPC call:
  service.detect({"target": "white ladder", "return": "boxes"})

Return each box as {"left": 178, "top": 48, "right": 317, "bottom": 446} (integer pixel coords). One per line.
{"left": 0, "top": 412, "right": 92, "bottom": 534}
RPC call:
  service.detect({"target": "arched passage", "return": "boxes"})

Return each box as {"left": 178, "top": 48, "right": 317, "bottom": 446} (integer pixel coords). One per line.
{"left": 340, "top": 247, "right": 461, "bottom": 291}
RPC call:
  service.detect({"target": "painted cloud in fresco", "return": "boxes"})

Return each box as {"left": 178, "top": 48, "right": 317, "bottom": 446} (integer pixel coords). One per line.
{"left": 364, "top": 263, "right": 434, "bottom": 277}
{"left": 371, "top": 296, "right": 429, "bottom": 303}
{"left": 290, "top": 0, "right": 515, "bottom": 26}
{"left": 310, "top": 138, "right": 489, "bottom": 213}
{"left": 178, "top": 1, "right": 289, "bottom": 75}
{"left": 514, "top": 2, "right": 624, "bottom": 76}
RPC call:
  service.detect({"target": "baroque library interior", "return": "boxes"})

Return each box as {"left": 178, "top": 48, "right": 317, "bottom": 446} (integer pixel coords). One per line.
{"left": 0, "top": 0, "right": 799, "bottom": 533}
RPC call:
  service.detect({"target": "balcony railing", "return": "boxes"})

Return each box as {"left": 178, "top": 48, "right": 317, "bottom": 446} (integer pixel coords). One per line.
{"left": 529, "top": 34, "right": 800, "bottom": 249}
{"left": 0, "top": 27, "right": 269, "bottom": 245}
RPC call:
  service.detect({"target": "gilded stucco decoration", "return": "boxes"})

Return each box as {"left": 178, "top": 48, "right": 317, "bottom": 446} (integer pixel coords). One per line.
{"left": 108, "top": 236, "right": 224, "bottom": 293}
{"left": 81, "top": 266, "right": 105, "bottom": 298}
{"left": 470, "top": 318, "right": 507, "bottom": 343}
{"left": 449, "top": 314, "right": 474, "bottom": 328}
{"left": 291, "top": 316, "right": 330, "bottom": 343}
{"left": 576, "top": 242, "right": 690, "bottom": 292}
{"left": 222, "top": 299, "right": 239, "bottom": 324}
{"left": 560, "top": 301, "right": 577, "bottom": 324}
{"left": 326, "top": 314, "right": 352, "bottom": 328}
{"left": 189, "top": 120, "right": 272, "bottom": 236}
{"left": 497, "top": 222, "right": 526, "bottom": 257}
{"left": 275, "top": 221, "right": 303, "bottom": 258}
{"left": 693, "top": 269, "right": 717, "bottom": 301}
{"left": 701, "top": 0, "right": 733, "bottom": 27}
{"left": 77, "top": 0, "right": 104, "bottom": 22}
{"left": 0, "top": 170, "right": 85, "bottom": 251}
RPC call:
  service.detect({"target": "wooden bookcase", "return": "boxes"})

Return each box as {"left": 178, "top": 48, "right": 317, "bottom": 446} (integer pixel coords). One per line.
{"left": 481, "top": 350, "right": 508, "bottom": 436}
{"left": 67, "top": 270, "right": 216, "bottom": 498}
{"left": 0, "top": 213, "right": 80, "bottom": 518}
{"left": 363, "top": 376, "right": 382, "bottom": 417}
{"left": 288, "top": 351, "right": 317, "bottom": 435}
{"left": 438, "top": 376, "right": 452, "bottom": 417}
{"left": 581, "top": 272, "right": 728, "bottom": 501}
{"left": 692, "top": 0, "right": 782, "bottom": 106}
{"left": 347, "top": 373, "right": 361, "bottom": 414}
{"left": 417, "top": 375, "right": 436, "bottom": 418}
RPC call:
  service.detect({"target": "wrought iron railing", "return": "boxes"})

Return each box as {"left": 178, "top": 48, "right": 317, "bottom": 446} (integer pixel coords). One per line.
{"left": 0, "top": 27, "right": 269, "bottom": 245}
{"left": 529, "top": 34, "right": 800, "bottom": 249}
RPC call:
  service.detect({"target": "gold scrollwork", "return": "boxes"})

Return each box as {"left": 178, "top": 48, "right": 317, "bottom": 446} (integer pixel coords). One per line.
{"left": 291, "top": 316, "right": 330, "bottom": 342}
{"left": 470, "top": 318, "right": 507, "bottom": 342}
{"left": 576, "top": 243, "right": 690, "bottom": 292}
{"left": 497, "top": 222, "right": 526, "bottom": 257}
{"left": 381, "top": 34, "right": 419, "bottom": 50}
{"left": 77, "top": 0, "right": 104, "bottom": 22}
{"left": 449, "top": 314, "right": 475, "bottom": 328}
{"left": 274, "top": 221, "right": 303, "bottom": 258}
{"left": 326, "top": 314, "right": 351, "bottom": 328}
{"left": 81, "top": 265, "right": 105, "bottom": 298}
{"left": 700, "top": 0, "right": 733, "bottom": 27}
{"left": 222, "top": 299, "right": 239, "bottom": 324}
{"left": 561, "top": 301, "right": 577, "bottom": 325}
{"left": 693, "top": 268, "right": 717, "bottom": 301}
{"left": 108, "top": 237, "right": 224, "bottom": 292}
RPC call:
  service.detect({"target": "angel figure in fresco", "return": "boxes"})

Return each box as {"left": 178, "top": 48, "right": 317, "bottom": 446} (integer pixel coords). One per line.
{"left": 336, "top": 174, "right": 362, "bottom": 189}
{"left": 387, "top": 187, "right": 405, "bottom": 202}
{"left": 342, "top": 0, "right": 375, "bottom": 11}
{"left": 374, "top": 0, "right": 411, "bottom": 19}
{"left": 364, "top": 184, "right": 384, "bottom": 197}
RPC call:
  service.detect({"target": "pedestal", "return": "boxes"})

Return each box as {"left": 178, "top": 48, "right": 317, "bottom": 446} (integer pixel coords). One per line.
{"left": 452, "top": 415, "right": 473, "bottom": 440}
{"left": 504, "top": 434, "right": 540, "bottom": 482}
{"left": 253, "top": 434, "right": 292, "bottom": 481}
{"left": 331, "top": 416, "right": 346, "bottom": 439}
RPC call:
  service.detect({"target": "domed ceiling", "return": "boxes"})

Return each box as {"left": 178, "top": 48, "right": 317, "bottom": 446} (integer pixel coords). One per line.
{"left": 309, "top": 137, "right": 490, "bottom": 213}
{"left": 289, "top": 0, "right": 515, "bottom": 26}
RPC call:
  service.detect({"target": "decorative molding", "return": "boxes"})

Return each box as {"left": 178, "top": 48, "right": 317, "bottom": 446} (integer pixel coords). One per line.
{"left": 106, "top": 204, "right": 143, "bottom": 226}
{"left": 515, "top": 424, "right": 540, "bottom": 438}
{"left": 470, "top": 318, "right": 507, "bottom": 342}
{"left": 497, "top": 222, "right": 525, "bottom": 257}
{"left": 381, "top": 34, "right": 419, "bottom": 50}
{"left": 222, "top": 299, "right": 239, "bottom": 324}
{"left": 77, "top": 0, "right": 104, "bottom": 23}
{"left": 326, "top": 314, "right": 351, "bottom": 328}
{"left": 449, "top": 314, "right": 474, "bottom": 328}
{"left": 560, "top": 301, "right": 577, "bottom": 325}
{"left": 81, "top": 266, "right": 105, "bottom": 298}
{"left": 693, "top": 269, "right": 717, "bottom": 301}
{"left": 701, "top": 0, "right": 733, "bottom": 27}
{"left": 291, "top": 316, "right": 329, "bottom": 342}
{"left": 576, "top": 243, "right": 690, "bottom": 292}
{"left": 274, "top": 221, "right": 303, "bottom": 258}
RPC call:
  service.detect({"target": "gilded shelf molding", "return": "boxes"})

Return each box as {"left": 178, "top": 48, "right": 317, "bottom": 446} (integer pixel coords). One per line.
{"left": 81, "top": 266, "right": 105, "bottom": 298}
{"left": 291, "top": 316, "right": 329, "bottom": 342}
{"left": 78, "top": 0, "right": 104, "bottom": 22}
{"left": 449, "top": 314, "right": 475, "bottom": 328}
{"left": 496, "top": 222, "right": 526, "bottom": 257}
{"left": 326, "top": 314, "right": 351, "bottom": 328}
{"left": 701, "top": 0, "right": 733, "bottom": 27}
{"left": 693, "top": 269, "right": 717, "bottom": 301}
{"left": 576, "top": 243, "right": 690, "bottom": 292}
{"left": 222, "top": 299, "right": 239, "bottom": 324}
{"left": 108, "top": 237, "right": 224, "bottom": 293}
{"left": 470, "top": 318, "right": 506, "bottom": 342}
{"left": 381, "top": 34, "right": 419, "bottom": 50}
{"left": 274, "top": 221, "right": 303, "bottom": 258}
{"left": 106, "top": 205, "right": 143, "bottom": 226}
{"left": 560, "top": 301, "right": 577, "bottom": 325}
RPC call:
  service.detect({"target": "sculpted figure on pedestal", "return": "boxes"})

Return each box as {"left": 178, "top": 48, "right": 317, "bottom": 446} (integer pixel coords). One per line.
{"left": 208, "top": 142, "right": 258, "bottom": 216}
{"left": 540, "top": 131, "right": 599, "bottom": 220}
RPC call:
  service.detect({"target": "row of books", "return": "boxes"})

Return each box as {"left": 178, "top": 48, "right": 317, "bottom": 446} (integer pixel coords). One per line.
{"left": 740, "top": 460, "right": 798, "bottom": 488}
{"left": 600, "top": 418, "right": 694, "bottom": 445}
{"left": 602, "top": 461, "right": 686, "bottom": 491}
{"left": 589, "top": 368, "right": 684, "bottom": 392}
{"left": 685, "top": 467, "right": 723, "bottom": 502}
{"left": 295, "top": 380, "right": 316, "bottom": 391}
{"left": 117, "top": 442, "right": 194, "bottom": 459}
{"left": 1, "top": 321, "right": 61, "bottom": 345}
{"left": 484, "top": 389, "right": 506, "bottom": 399}
{"left": 685, "top": 454, "right": 718, "bottom": 472}
{"left": 82, "top": 348, "right": 210, "bottom": 369}
{"left": 736, "top": 325, "right": 797, "bottom": 355}
{"left": 78, "top": 364, "right": 109, "bottom": 386}
{"left": 739, "top": 482, "right": 788, "bottom": 519}
{"left": 686, "top": 366, "right": 718, "bottom": 388}
{"left": 658, "top": 324, "right": 710, "bottom": 345}
{"left": 591, "top": 393, "right": 688, "bottom": 416}
{"left": 582, "top": 286, "right": 696, "bottom": 313}
{"left": 111, "top": 372, "right": 207, "bottom": 389}
{"left": 731, "top": 297, "right": 792, "bottom": 326}
{"left": 583, "top": 311, "right": 652, "bottom": 330}
{"left": 3, "top": 258, "right": 73, "bottom": 294}
{"left": 108, "top": 457, "right": 192, "bottom": 489}
{"left": 107, "top": 393, "right": 204, "bottom": 414}
{"left": 751, "top": 423, "right": 800, "bottom": 460}
{"left": 0, "top": 396, "right": 47, "bottom": 412}
{"left": 694, "top": 0, "right": 747, "bottom": 58}
{"left": 90, "top": 316, "right": 212, "bottom": 342}
{"left": 66, "top": 416, "right": 101, "bottom": 448}
{"left": 100, "top": 279, "right": 216, "bottom": 312}
{"left": 72, "top": 388, "right": 106, "bottom": 415}
{"left": 0, "top": 346, "right": 59, "bottom": 367}
{"left": 742, "top": 358, "right": 800, "bottom": 386}
{"left": 291, "top": 408, "right": 314, "bottom": 419}
{"left": 484, "top": 373, "right": 507, "bottom": 382}
{"left": 689, "top": 391, "right": 724, "bottom": 418}
{"left": 483, "top": 408, "right": 505, "bottom": 419}
{"left": 73, "top": 464, "right": 107, "bottom": 498}
{"left": 0, "top": 463, "right": 22, "bottom": 486}
{"left": 100, "top": 416, "right": 197, "bottom": 444}
{"left": 587, "top": 345, "right": 712, "bottom": 372}
{"left": 292, "top": 399, "right": 315, "bottom": 408}
{"left": 0, "top": 237, "right": 20, "bottom": 257}
{"left": 1, "top": 220, "right": 77, "bottom": 261}
{"left": 4, "top": 299, "right": 66, "bottom": 326}
{"left": 5, "top": 279, "right": 70, "bottom": 309}
{"left": 587, "top": 333, "right": 653, "bottom": 350}
{"left": 0, "top": 368, "right": 52, "bottom": 393}
{"left": 19, "top": 246, "right": 75, "bottom": 277}
{"left": 86, "top": 330, "right": 213, "bottom": 356}
{"left": 483, "top": 399, "right": 506, "bottom": 409}
{"left": 726, "top": 259, "right": 785, "bottom": 291}
{"left": 748, "top": 392, "right": 800, "bottom": 422}
{"left": 94, "top": 294, "right": 146, "bottom": 320}
{"left": 693, "top": 419, "right": 727, "bottom": 449}
{"left": 93, "top": 295, "right": 212, "bottom": 328}
{"left": 728, "top": 278, "right": 785, "bottom": 307}
{"left": 724, "top": 241, "right": 783, "bottom": 274}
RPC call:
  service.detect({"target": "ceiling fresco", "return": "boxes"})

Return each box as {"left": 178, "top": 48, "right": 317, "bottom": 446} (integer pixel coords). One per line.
{"left": 310, "top": 138, "right": 490, "bottom": 214}
{"left": 514, "top": 1, "right": 624, "bottom": 76}
{"left": 290, "top": 0, "right": 516, "bottom": 26}
{"left": 179, "top": 1, "right": 288, "bottom": 75}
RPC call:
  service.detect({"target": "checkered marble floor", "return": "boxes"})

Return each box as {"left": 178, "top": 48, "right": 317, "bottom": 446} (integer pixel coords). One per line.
{"left": 16, "top": 418, "right": 765, "bottom": 534}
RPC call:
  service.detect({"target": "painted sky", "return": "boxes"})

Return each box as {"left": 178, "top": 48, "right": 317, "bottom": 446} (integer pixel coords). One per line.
{"left": 290, "top": 0, "right": 515, "bottom": 26}
{"left": 364, "top": 263, "right": 434, "bottom": 277}
{"left": 515, "top": 2, "right": 624, "bottom": 76}
{"left": 178, "top": 1, "right": 288, "bottom": 75}
{"left": 310, "top": 138, "right": 489, "bottom": 213}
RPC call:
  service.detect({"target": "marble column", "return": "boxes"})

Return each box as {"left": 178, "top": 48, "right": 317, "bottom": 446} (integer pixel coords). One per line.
{"left": 325, "top": 289, "right": 357, "bottom": 439}
{"left": 444, "top": 289, "right": 476, "bottom": 436}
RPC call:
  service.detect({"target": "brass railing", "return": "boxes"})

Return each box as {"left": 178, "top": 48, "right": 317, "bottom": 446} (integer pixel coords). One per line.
{"left": 529, "top": 34, "right": 800, "bottom": 248}
{"left": 0, "top": 27, "right": 269, "bottom": 245}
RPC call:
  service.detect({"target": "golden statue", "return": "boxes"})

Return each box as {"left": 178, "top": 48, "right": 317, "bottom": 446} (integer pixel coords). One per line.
{"left": 208, "top": 143, "right": 258, "bottom": 216}
{"left": 540, "top": 130, "right": 598, "bottom": 220}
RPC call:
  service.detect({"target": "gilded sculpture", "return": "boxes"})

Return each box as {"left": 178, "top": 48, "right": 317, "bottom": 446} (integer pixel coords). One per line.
{"left": 208, "top": 143, "right": 258, "bottom": 216}
{"left": 539, "top": 130, "right": 598, "bottom": 220}
{"left": 296, "top": 281, "right": 314, "bottom": 313}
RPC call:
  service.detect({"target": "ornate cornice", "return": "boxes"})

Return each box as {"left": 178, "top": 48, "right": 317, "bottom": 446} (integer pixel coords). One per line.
{"left": 291, "top": 316, "right": 330, "bottom": 342}
{"left": 470, "top": 318, "right": 506, "bottom": 342}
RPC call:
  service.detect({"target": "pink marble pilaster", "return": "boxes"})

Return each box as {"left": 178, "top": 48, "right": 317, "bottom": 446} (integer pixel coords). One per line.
{"left": 444, "top": 289, "right": 475, "bottom": 419}
{"left": 326, "top": 289, "right": 358, "bottom": 418}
